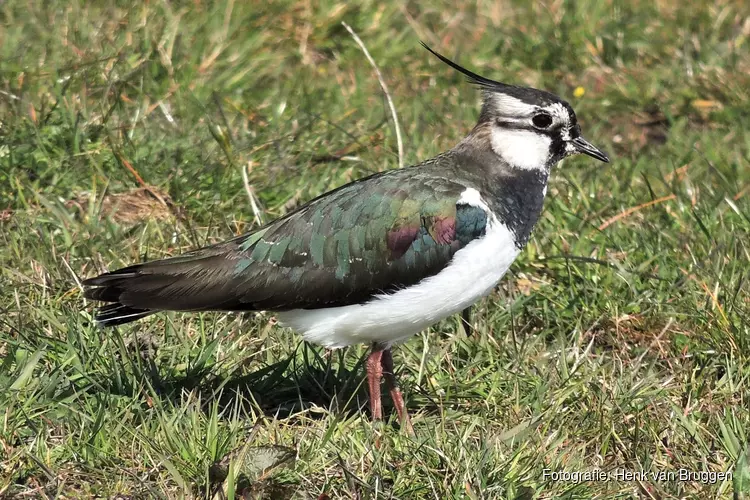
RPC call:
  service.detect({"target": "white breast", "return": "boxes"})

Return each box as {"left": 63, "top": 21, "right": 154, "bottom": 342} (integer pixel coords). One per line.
{"left": 277, "top": 189, "right": 522, "bottom": 348}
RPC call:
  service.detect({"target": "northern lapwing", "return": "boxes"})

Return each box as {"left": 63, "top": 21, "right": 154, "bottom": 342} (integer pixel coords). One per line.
{"left": 83, "top": 44, "right": 609, "bottom": 432}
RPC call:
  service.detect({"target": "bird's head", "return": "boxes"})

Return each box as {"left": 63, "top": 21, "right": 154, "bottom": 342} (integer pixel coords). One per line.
{"left": 423, "top": 43, "right": 609, "bottom": 171}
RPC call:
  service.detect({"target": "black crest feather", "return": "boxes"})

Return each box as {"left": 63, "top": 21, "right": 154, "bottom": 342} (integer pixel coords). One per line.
{"left": 421, "top": 42, "right": 562, "bottom": 108}
{"left": 420, "top": 42, "right": 515, "bottom": 92}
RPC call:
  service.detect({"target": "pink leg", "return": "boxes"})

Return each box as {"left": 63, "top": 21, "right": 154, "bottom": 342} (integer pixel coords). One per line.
{"left": 365, "top": 346, "right": 384, "bottom": 421}
{"left": 382, "top": 348, "right": 415, "bottom": 435}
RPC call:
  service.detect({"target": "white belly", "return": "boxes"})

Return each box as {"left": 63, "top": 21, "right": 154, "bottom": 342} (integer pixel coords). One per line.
{"left": 277, "top": 219, "right": 520, "bottom": 348}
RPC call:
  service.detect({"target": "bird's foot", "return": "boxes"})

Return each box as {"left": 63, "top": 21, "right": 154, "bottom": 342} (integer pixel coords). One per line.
{"left": 366, "top": 344, "right": 414, "bottom": 436}
{"left": 382, "top": 347, "right": 415, "bottom": 436}
{"left": 365, "top": 347, "right": 384, "bottom": 421}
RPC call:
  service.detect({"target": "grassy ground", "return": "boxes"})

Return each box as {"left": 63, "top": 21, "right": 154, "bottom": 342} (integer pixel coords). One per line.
{"left": 1, "top": 1, "right": 749, "bottom": 498}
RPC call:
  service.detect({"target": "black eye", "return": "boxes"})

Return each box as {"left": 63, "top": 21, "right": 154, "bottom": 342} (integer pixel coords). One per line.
{"left": 532, "top": 113, "right": 553, "bottom": 128}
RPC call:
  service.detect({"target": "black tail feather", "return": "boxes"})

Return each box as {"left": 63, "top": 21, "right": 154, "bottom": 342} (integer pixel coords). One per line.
{"left": 94, "top": 303, "right": 155, "bottom": 326}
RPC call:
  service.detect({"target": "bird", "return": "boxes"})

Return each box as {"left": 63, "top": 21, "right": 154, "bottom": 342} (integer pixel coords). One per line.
{"left": 82, "top": 43, "right": 609, "bottom": 433}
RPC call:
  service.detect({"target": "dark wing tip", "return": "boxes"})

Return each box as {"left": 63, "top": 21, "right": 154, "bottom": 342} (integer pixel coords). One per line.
{"left": 82, "top": 272, "right": 135, "bottom": 302}
{"left": 82, "top": 270, "right": 139, "bottom": 287}
{"left": 81, "top": 276, "right": 100, "bottom": 287}
{"left": 82, "top": 268, "right": 153, "bottom": 326}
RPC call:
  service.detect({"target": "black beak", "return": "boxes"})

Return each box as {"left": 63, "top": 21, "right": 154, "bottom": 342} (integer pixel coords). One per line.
{"left": 572, "top": 136, "right": 609, "bottom": 163}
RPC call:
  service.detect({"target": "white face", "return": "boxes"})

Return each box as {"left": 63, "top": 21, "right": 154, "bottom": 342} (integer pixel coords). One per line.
{"left": 486, "top": 94, "right": 574, "bottom": 171}
{"left": 490, "top": 128, "right": 552, "bottom": 171}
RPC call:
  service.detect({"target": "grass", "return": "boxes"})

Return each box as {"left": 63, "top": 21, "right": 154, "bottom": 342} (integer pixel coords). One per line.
{"left": 1, "top": 0, "right": 749, "bottom": 497}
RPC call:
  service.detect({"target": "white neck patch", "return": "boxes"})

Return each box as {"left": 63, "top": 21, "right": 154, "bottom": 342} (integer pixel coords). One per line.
{"left": 490, "top": 128, "right": 551, "bottom": 170}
